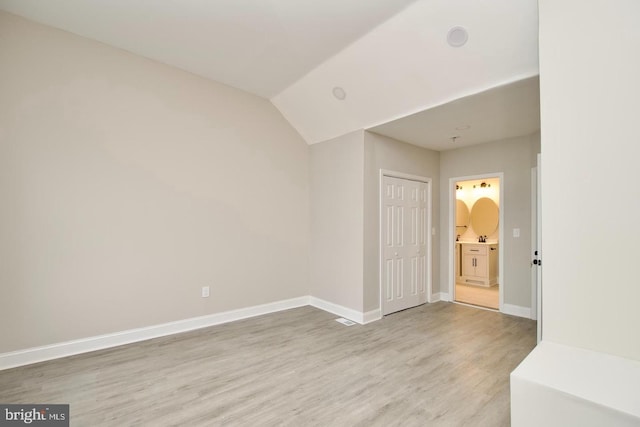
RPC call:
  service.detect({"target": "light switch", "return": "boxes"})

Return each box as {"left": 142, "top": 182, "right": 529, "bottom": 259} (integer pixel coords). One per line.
{"left": 432, "top": 227, "right": 436, "bottom": 235}
{"left": 513, "top": 228, "right": 520, "bottom": 238}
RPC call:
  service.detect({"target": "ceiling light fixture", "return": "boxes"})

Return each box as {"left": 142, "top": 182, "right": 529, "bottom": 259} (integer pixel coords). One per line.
{"left": 473, "top": 182, "right": 491, "bottom": 189}
{"left": 447, "top": 26, "right": 469, "bottom": 47}
{"left": 332, "top": 86, "right": 346, "bottom": 100}
{"left": 451, "top": 136, "right": 460, "bottom": 143}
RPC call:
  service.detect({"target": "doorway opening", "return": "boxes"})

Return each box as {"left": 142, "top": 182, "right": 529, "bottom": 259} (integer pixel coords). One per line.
{"left": 450, "top": 174, "right": 504, "bottom": 311}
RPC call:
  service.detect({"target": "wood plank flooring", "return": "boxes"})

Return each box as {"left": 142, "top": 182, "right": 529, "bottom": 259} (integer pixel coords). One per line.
{"left": 0, "top": 302, "right": 536, "bottom": 426}
{"left": 455, "top": 283, "right": 500, "bottom": 309}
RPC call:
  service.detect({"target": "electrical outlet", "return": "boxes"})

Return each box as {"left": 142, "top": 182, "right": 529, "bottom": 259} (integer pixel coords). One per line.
{"left": 513, "top": 228, "right": 520, "bottom": 238}
{"left": 201, "top": 286, "right": 210, "bottom": 298}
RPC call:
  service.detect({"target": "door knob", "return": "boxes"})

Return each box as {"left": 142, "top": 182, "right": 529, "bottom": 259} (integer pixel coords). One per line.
{"left": 394, "top": 252, "right": 399, "bottom": 256}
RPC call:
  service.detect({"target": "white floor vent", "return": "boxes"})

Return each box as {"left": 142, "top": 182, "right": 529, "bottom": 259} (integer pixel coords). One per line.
{"left": 335, "top": 318, "right": 356, "bottom": 326}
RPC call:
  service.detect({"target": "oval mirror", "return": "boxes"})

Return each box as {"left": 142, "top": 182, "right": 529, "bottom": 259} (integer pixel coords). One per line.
{"left": 470, "top": 197, "right": 499, "bottom": 236}
{"left": 456, "top": 199, "right": 469, "bottom": 233}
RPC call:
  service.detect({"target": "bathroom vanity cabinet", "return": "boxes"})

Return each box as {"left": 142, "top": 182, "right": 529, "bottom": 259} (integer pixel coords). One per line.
{"left": 460, "top": 243, "right": 498, "bottom": 287}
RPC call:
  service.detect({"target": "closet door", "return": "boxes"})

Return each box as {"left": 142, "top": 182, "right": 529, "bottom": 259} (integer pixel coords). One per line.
{"left": 382, "top": 176, "right": 428, "bottom": 315}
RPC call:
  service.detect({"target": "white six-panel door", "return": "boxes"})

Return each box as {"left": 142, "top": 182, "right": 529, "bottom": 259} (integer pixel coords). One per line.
{"left": 382, "top": 176, "right": 428, "bottom": 315}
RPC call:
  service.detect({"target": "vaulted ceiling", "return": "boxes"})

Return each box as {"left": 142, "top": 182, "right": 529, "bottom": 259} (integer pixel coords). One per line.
{"left": 0, "top": 0, "right": 540, "bottom": 148}
{"left": 0, "top": 0, "right": 417, "bottom": 98}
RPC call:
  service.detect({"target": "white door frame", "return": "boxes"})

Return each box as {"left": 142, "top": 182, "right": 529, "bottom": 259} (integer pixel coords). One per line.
{"left": 536, "top": 153, "right": 542, "bottom": 342}
{"left": 379, "top": 169, "right": 433, "bottom": 314}
{"left": 448, "top": 172, "right": 505, "bottom": 311}
{"left": 531, "top": 165, "right": 538, "bottom": 321}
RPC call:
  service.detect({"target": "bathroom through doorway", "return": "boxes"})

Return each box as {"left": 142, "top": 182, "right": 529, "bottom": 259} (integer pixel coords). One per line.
{"left": 452, "top": 175, "right": 502, "bottom": 310}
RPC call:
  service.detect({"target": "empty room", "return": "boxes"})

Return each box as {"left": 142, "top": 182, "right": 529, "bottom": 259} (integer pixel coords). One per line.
{"left": 1, "top": 0, "right": 639, "bottom": 426}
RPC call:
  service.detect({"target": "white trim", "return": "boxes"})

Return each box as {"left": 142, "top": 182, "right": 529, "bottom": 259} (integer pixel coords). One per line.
{"left": 379, "top": 169, "right": 431, "bottom": 184}
{"left": 502, "top": 303, "right": 532, "bottom": 319}
{"left": 531, "top": 166, "right": 538, "bottom": 321}
{"left": 0, "top": 296, "right": 387, "bottom": 370}
{"left": 308, "top": 297, "right": 366, "bottom": 324}
{"left": 0, "top": 296, "right": 309, "bottom": 371}
{"left": 453, "top": 301, "right": 499, "bottom": 313}
{"left": 536, "top": 153, "right": 543, "bottom": 342}
{"left": 448, "top": 173, "right": 505, "bottom": 312}
{"left": 379, "top": 170, "right": 433, "bottom": 317}
{"left": 430, "top": 292, "right": 449, "bottom": 302}
{"left": 362, "top": 309, "right": 382, "bottom": 324}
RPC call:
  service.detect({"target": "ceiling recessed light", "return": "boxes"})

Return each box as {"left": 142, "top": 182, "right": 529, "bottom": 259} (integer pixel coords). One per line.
{"left": 447, "top": 26, "right": 468, "bottom": 47}
{"left": 455, "top": 124, "right": 471, "bottom": 130}
{"left": 332, "top": 86, "right": 346, "bottom": 100}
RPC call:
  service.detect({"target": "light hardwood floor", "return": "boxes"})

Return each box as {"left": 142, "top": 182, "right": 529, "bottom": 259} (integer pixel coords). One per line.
{"left": 455, "top": 283, "right": 499, "bottom": 310}
{"left": 0, "top": 302, "right": 535, "bottom": 426}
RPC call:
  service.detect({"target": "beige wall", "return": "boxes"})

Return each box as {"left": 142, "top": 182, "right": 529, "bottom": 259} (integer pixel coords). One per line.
{"left": 440, "top": 134, "right": 539, "bottom": 307}
{"left": 363, "top": 132, "right": 440, "bottom": 311}
{"left": 539, "top": 0, "right": 640, "bottom": 360}
{"left": 0, "top": 12, "right": 309, "bottom": 353}
{"left": 310, "top": 130, "right": 440, "bottom": 314}
{"left": 309, "top": 131, "right": 364, "bottom": 311}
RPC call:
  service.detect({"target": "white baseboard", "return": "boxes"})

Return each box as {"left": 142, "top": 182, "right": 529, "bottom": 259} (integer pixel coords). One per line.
{"left": 502, "top": 303, "right": 532, "bottom": 319}
{"left": 308, "top": 297, "right": 367, "bottom": 324}
{"left": 362, "top": 308, "right": 382, "bottom": 324}
{"left": 0, "top": 295, "right": 392, "bottom": 370}
{"left": 0, "top": 296, "right": 309, "bottom": 371}
{"left": 431, "top": 292, "right": 450, "bottom": 302}
{"left": 307, "top": 297, "right": 381, "bottom": 324}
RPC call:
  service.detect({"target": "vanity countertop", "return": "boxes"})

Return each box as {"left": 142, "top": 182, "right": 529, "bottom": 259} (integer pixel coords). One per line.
{"left": 456, "top": 241, "right": 498, "bottom": 245}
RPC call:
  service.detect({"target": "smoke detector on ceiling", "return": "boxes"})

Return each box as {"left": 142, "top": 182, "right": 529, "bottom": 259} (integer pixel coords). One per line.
{"left": 447, "top": 26, "right": 469, "bottom": 47}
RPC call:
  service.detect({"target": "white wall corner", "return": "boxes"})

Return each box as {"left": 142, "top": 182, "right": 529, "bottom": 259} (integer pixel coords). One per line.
{"left": 0, "top": 296, "right": 310, "bottom": 371}
{"left": 502, "top": 303, "right": 532, "bottom": 319}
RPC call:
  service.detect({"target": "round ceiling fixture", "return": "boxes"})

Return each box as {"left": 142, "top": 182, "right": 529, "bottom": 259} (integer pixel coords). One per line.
{"left": 332, "top": 86, "right": 346, "bottom": 100}
{"left": 447, "top": 26, "right": 468, "bottom": 47}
